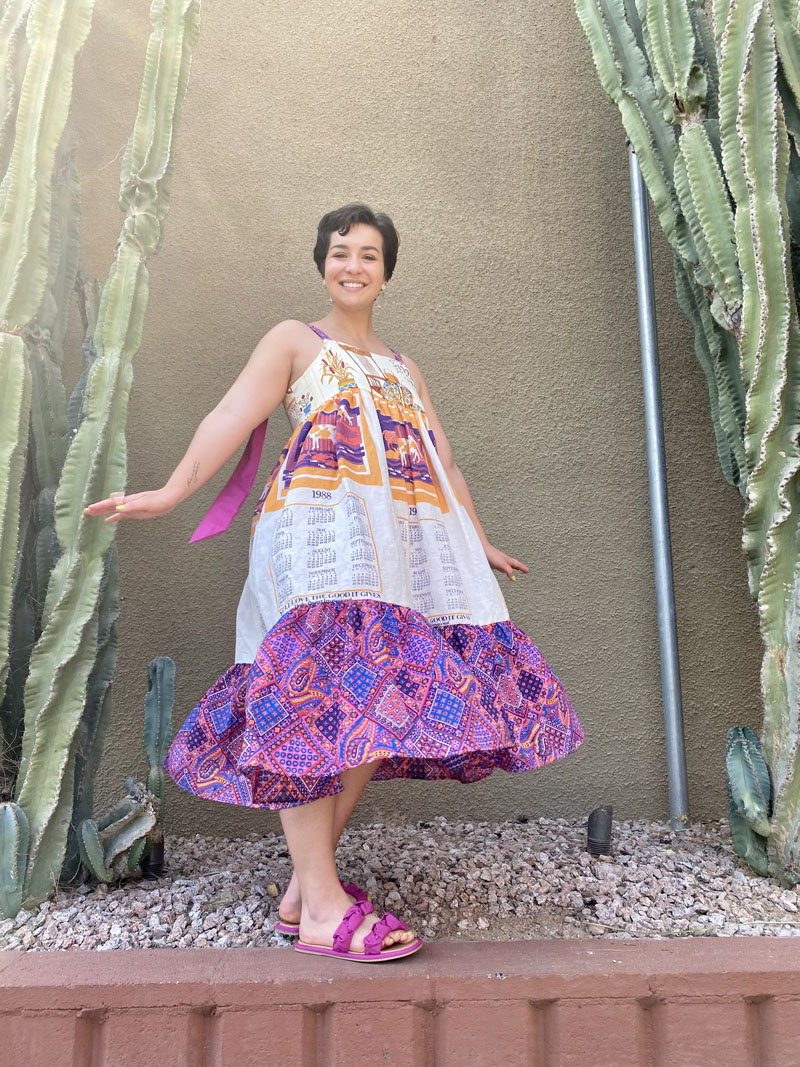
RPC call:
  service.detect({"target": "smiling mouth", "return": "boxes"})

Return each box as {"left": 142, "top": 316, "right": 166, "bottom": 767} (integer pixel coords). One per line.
{"left": 341, "top": 282, "right": 366, "bottom": 289}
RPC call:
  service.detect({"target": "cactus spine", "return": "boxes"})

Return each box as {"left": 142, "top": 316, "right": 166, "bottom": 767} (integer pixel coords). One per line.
{"left": 0, "top": 0, "right": 199, "bottom": 915}
{"left": 575, "top": 0, "right": 800, "bottom": 882}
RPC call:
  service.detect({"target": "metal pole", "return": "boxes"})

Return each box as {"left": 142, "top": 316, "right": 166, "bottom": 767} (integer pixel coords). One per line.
{"left": 627, "top": 140, "right": 690, "bottom": 829}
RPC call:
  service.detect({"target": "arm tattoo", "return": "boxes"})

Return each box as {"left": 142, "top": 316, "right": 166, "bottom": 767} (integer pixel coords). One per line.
{"left": 187, "top": 461, "right": 200, "bottom": 488}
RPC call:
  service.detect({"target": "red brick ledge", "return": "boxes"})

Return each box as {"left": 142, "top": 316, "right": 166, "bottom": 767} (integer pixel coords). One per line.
{"left": 2, "top": 939, "right": 800, "bottom": 1066}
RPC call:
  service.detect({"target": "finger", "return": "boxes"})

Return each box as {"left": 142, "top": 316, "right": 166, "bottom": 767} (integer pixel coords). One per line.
{"left": 108, "top": 502, "right": 158, "bottom": 522}
{"left": 102, "top": 494, "right": 154, "bottom": 518}
{"left": 86, "top": 497, "right": 134, "bottom": 515}
{"left": 107, "top": 506, "right": 144, "bottom": 522}
{"left": 84, "top": 499, "right": 116, "bottom": 515}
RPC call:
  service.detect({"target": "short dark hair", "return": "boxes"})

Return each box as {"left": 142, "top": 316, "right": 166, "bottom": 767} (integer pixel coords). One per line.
{"left": 313, "top": 203, "right": 399, "bottom": 281}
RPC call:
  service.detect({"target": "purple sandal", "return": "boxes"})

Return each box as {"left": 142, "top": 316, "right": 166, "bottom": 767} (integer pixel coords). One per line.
{"left": 294, "top": 899, "right": 423, "bottom": 962}
{"left": 274, "top": 880, "right": 368, "bottom": 937}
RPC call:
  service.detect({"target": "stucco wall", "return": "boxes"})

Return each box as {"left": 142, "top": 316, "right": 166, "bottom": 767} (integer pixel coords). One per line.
{"left": 66, "top": 0, "right": 763, "bottom": 837}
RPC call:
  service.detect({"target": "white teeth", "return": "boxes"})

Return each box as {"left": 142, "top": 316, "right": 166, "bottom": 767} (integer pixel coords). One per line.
{"left": 342, "top": 282, "right": 365, "bottom": 288}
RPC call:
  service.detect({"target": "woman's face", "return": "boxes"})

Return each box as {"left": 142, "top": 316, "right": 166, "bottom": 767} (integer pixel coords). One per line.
{"left": 324, "top": 222, "right": 386, "bottom": 308}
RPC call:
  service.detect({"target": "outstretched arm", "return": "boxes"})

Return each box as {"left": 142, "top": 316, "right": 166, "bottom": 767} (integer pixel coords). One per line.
{"left": 403, "top": 354, "right": 529, "bottom": 582}
{"left": 84, "top": 319, "right": 299, "bottom": 524}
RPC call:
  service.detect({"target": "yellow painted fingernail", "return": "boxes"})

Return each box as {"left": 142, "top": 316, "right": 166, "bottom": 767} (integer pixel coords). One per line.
{"left": 509, "top": 575, "right": 516, "bottom": 581}
{"left": 115, "top": 504, "right": 126, "bottom": 511}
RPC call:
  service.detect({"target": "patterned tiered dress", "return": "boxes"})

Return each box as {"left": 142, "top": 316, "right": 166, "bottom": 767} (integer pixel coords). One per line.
{"left": 164, "top": 323, "right": 584, "bottom": 808}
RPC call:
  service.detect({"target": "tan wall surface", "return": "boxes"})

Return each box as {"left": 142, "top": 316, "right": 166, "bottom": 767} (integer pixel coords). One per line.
{"left": 66, "top": 0, "right": 763, "bottom": 837}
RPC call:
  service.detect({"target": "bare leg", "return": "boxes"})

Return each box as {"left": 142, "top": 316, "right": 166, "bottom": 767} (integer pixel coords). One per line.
{"left": 278, "top": 761, "right": 380, "bottom": 924}
{"left": 333, "top": 760, "right": 382, "bottom": 835}
{"left": 279, "top": 786, "right": 414, "bottom": 951}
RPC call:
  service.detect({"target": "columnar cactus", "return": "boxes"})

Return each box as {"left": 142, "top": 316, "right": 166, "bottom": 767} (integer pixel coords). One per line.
{"left": 0, "top": 0, "right": 95, "bottom": 911}
{"left": 18, "top": 0, "right": 199, "bottom": 906}
{"left": 0, "top": 0, "right": 200, "bottom": 915}
{"left": 575, "top": 0, "right": 800, "bottom": 882}
{"left": 0, "top": 0, "right": 91, "bottom": 793}
{"left": 142, "top": 656, "right": 176, "bottom": 845}
{"left": 725, "top": 726, "right": 771, "bottom": 875}
{"left": 0, "top": 343, "right": 32, "bottom": 784}
{"left": 0, "top": 802, "right": 28, "bottom": 918}
{"left": 76, "top": 657, "right": 175, "bottom": 885}
{"left": 5, "top": 127, "right": 86, "bottom": 827}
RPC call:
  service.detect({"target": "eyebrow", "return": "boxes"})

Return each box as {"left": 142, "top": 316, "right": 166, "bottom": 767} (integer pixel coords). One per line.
{"left": 330, "top": 243, "right": 380, "bottom": 252}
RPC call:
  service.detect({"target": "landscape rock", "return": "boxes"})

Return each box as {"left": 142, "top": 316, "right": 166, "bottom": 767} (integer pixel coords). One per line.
{"left": 1, "top": 817, "right": 797, "bottom": 950}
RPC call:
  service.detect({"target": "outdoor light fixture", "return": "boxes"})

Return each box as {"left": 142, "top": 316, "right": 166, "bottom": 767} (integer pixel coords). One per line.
{"left": 586, "top": 804, "right": 613, "bottom": 856}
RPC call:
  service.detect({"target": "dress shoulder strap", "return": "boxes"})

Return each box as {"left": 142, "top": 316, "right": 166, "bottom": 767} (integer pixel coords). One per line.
{"left": 305, "top": 322, "right": 331, "bottom": 341}
{"left": 384, "top": 342, "right": 408, "bottom": 366}
{"left": 306, "top": 322, "right": 403, "bottom": 363}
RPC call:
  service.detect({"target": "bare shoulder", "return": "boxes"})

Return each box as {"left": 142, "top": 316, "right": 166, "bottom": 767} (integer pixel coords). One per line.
{"left": 399, "top": 350, "right": 421, "bottom": 373}
{"left": 247, "top": 319, "right": 310, "bottom": 369}
{"left": 255, "top": 318, "right": 309, "bottom": 352}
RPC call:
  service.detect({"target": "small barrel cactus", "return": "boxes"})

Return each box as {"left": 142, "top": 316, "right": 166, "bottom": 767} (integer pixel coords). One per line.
{"left": 0, "top": 803, "right": 29, "bottom": 919}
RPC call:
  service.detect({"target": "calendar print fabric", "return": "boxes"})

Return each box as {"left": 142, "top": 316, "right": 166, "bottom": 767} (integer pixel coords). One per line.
{"left": 164, "top": 325, "right": 584, "bottom": 809}
{"left": 234, "top": 329, "right": 509, "bottom": 662}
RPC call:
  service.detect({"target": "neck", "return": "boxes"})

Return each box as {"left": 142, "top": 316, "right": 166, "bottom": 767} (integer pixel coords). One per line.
{"left": 323, "top": 306, "right": 377, "bottom": 346}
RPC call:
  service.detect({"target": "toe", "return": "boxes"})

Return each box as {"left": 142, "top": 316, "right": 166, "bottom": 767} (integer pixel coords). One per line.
{"left": 348, "top": 913, "right": 417, "bottom": 953}
{"left": 383, "top": 927, "right": 415, "bottom": 948}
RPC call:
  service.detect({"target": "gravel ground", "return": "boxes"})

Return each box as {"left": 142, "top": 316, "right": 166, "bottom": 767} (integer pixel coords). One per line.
{"left": 3, "top": 816, "right": 800, "bottom": 951}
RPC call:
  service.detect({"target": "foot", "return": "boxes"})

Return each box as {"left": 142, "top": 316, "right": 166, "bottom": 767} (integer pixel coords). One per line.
{"left": 298, "top": 887, "right": 416, "bottom": 953}
{"left": 277, "top": 870, "right": 303, "bottom": 926}
{"left": 277, "top": 871, "right": 365, "bottom": 926}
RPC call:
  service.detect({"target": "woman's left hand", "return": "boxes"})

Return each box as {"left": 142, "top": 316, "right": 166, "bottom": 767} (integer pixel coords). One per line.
{"left": 484, "top": 544, "right": 529, "bottom": 581}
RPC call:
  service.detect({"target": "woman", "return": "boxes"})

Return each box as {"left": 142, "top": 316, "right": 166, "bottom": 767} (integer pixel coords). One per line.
{"left": 85, "top": 203, "right": 584, "bottom": 962}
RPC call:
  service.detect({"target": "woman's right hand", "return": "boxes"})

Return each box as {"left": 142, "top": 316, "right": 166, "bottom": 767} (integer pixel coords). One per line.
{"left": 83, "top": 487, "right": 178, "bottom": 524}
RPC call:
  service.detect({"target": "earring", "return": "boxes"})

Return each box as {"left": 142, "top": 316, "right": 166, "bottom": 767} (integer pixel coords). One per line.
{"left": 375, "top": 283, "right": 387, "bottom": 310}
{"left": 325, "top": 284, "right": 332, "bottom": 305}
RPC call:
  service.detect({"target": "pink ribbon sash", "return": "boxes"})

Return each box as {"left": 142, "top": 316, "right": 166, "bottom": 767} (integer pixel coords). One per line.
{"left": 189, "top": 418, "right": 268, "bottom": 542}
